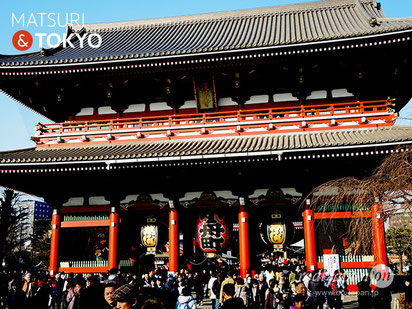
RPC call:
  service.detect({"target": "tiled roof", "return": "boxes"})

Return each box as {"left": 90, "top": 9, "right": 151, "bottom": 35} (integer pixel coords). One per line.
{"left": 0, "top": 126, "right": 411, "bottom": 166}
{"left": 1, "top": 0, "right": 412, "bottom": 67}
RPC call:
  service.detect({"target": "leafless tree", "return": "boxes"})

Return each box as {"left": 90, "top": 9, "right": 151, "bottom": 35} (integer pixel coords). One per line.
{"left": 307, "top": 146, "right": 412, "bottom": 254}
{"left": 0, "top": 189, "right": 31, "bottom": 266}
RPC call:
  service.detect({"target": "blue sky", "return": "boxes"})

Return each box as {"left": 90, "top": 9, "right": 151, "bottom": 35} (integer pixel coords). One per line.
{"left": 0, "top": 0, "right": 411, "bottom": 151}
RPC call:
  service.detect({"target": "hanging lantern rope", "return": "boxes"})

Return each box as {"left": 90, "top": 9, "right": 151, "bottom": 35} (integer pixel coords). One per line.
{"left": 188, "top": 257, "right": 208, "bottom": 265}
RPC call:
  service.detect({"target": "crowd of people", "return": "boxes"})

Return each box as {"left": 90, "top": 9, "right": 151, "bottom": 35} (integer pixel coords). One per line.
{"left": 0, "top": 258, "right": 408, "bottom": 309}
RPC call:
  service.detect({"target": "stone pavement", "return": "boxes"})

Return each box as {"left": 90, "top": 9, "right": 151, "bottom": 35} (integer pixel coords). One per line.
{"left": 195, "top": 293, "right": 405, "bottom": 309}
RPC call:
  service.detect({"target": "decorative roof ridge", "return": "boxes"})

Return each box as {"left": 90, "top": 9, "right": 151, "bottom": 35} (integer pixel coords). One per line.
{"left": 0, "top": 147, "right": 36, "bottom": 155}
{"left": 377, "top": 17, "right": 412, "bottom": 23}
{"left": 72, "top": 0, "right": 359, "bottom": 33}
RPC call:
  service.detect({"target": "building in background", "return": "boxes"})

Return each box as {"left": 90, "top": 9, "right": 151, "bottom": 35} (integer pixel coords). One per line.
{"left": 18, "top": 200, "right": 52, "bottom": 249}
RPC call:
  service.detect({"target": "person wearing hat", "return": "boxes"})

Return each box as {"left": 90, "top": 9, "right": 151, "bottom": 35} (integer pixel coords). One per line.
{"left": 111, "top": 283, "right": 138, "bottom": 309}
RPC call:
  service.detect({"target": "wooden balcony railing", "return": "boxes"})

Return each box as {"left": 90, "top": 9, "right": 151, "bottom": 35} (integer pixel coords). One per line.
{"left": 60, "top": 260, "right": 108, "bottom": 268}
{"left": 36, "top": 100, "right": 392, "bottom": 137}
{"left": 31, "top": 99, "right": 396, "bottom": 146}
{"left": 58, "top": 259, "right": 133, "bottom": 273}
{"left": 62, "top": 214, "right": 110, "bottom": 221}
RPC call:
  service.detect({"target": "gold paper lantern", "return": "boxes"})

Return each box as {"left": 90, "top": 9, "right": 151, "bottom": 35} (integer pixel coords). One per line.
{"left": 141, "top": 224, "right": 158, "bottom": 250}
{"left": 267, "top": 222, "right": 286, "bottom": 251}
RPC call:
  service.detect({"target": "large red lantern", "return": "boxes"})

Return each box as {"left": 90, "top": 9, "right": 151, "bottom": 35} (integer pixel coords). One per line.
{"left": 197, "top": 214, "right": 228, "bottom": 253}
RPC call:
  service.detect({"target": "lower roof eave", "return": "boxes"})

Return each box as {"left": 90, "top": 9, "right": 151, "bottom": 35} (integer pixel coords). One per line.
{"left": 0, "top": 140, "right": 410, "bottom": 171}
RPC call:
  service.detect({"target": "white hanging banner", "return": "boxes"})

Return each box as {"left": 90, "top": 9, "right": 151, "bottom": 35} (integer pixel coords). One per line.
{"left": 323, "top": 254, "right": 340, "bottom": 275}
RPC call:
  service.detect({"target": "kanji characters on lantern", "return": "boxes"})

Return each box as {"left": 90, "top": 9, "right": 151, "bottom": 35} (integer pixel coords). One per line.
{"left": 197, "top": 213, "right": 228, "bottom": 253}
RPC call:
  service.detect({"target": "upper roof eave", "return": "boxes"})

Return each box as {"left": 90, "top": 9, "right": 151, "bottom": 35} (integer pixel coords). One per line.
{"left": 1, "top": 29, "right": 411, "bottom": 71}
{"left": 1, "top": 0, "right": 411, "bottom": 69}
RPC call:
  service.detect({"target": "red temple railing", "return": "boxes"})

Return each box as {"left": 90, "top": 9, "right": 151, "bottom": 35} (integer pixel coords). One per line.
{"left": 33, "top": 99, "right": 395, "bottom": 145}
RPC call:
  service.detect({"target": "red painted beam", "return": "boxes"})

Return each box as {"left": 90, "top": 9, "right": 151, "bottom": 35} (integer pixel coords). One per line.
{"left": 61, "top": 220, "right": 110, "bottom": 228}
{"left": 314, "top": 211, "right": 372, "bottom": 220}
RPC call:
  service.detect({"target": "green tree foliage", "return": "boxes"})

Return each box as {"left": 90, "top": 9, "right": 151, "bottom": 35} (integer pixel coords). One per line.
{"left": 386, "top": 227, "right": 412, "bottom": 274}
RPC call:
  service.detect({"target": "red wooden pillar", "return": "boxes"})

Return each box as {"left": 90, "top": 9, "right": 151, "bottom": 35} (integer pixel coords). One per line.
{"left": 238, "top": 204, "right": 250, "bottom": 279}
{"left": 49, "top": 207, "right": 60, "bottom": 276}
{"left": 372, "top": 204, "right": 387, "bottom": 266}
{"left": 109, "top": 206, "right": 118, "bottom": 269}
{"left": 169, "top": 208, "right": 178, "bottom": 273}
{"left": 303, "top": 200, "right": 317, "bottom": 271}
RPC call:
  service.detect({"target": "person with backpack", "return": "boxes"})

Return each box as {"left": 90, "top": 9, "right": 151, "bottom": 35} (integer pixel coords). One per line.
{"left": 175, "top": 286, "right": 197, "bottom": 309}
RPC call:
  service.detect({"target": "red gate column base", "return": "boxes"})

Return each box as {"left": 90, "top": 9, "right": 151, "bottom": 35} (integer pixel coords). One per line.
{"left": 49, "top": 207, "right": 60, "bottom": 277}
{"left": 372, "top": 204, "right": 387, "bottom": 266}
{"left": 239, "top": 204, "right": 250, "bottom": 279}
{"left": 109, "top": 207, "right": 118, "bottom": 270}
{"left": 303, "top": 201, "right": 317, "bottom": 272}
{"left": 169, "top": 208, "right": 178, "bottom": 273}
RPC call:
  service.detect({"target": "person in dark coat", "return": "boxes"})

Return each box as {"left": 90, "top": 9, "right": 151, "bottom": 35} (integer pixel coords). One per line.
{"left": 221, "top": 283, "right": 245, "bottom": 309}
{"left": 405, "top": 277, "right": 412, "bottom": 309}
{"left": 308, "top": 271, "right": 325, "bottom": 309}
{"left": 7, "top": 279, "right": 25, "bottom": 309}
{"left": 73, "top": 276, "right": 87, "bottom": 309}
{"left": 212, "top": 273, "right": 222, "bottom": 309}
{"left": 372, "top": 286, "right": 392, "bottom": 309}
{"left": 32, "top": 276, "right": 52, "bottom": 309}
{"left": 52, "top": 273, "right": 65, "bottom": 309}
{"left": 357, "top": 276, "right": 372, "bottom": 309}
{"left": 194, "top": 272, "right": 204, "bottom": 305}
{"left": 83, "top": 275, "right": 105, "bottom": 308}
{"left": 265, "top": 280, "right": 284, "bottom": 309}
{"left": 246, "top": 279, "right": 264, "bottom": 309}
